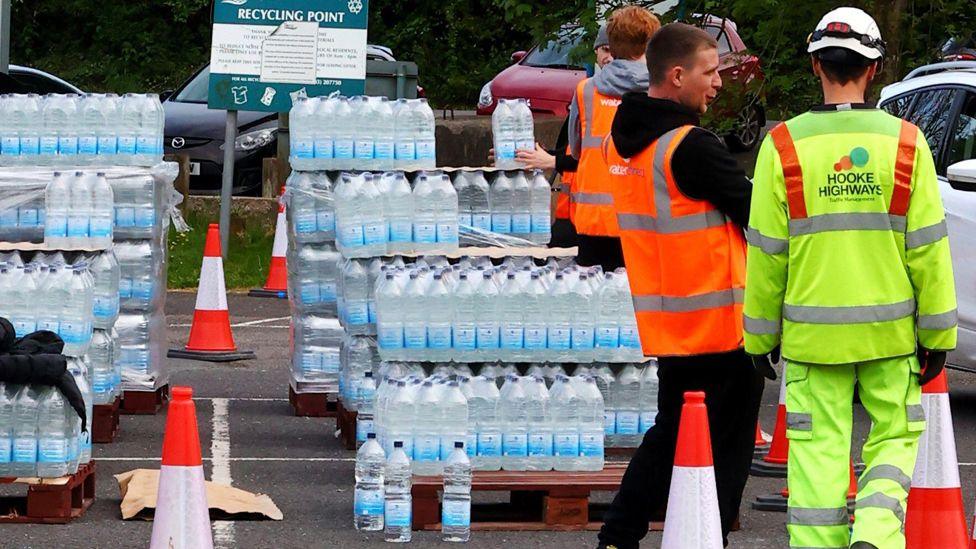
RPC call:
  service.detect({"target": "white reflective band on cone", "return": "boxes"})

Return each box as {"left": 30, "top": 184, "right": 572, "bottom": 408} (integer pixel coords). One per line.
{"left": 661, "top": 466, "right": 723, "bottom": 549}
{"left": 912, "top": 393, "right": 961, "bottom": 488}
{"left": 271, "top": 210, "right": 287, "bottom": 257}
{"left": 194, "top": 257, "right": 229, "bottom": 312}
{"left": 149, "top": 465, "right": 214, "bottom": 549}
{"left": 778, "top": 370, "right": 787, "bottom": 405}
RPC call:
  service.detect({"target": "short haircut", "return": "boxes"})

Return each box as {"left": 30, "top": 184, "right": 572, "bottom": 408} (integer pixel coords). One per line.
{"left": 607, "top": 6, "right": 661, "bottom": 60}
{"left": 645, "top": 22, "right": 718, "bottom": 85}
{"left": 815, "top": 47, "right": 875, "bottom": 85}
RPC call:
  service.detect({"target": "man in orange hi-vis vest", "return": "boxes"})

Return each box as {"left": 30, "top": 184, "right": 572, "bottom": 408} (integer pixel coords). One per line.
{"left": 568, "top": 6, "right": 659, "bottom": 270}
{"left": 596, "top": 23, "right": 764, "bottom": 549}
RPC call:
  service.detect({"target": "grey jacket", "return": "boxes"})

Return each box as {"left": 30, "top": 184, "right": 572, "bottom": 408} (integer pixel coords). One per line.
{"left": 568, "top": 58, "right": 650, "bottom": 160}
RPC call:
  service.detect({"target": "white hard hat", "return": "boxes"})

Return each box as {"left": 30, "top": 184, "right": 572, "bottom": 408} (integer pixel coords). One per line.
{"left": 807, "top": 7, "right": 885, "bottom": 60}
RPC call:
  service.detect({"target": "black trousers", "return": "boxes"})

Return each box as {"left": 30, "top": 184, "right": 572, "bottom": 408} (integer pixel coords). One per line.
{"left": 598, "top": 349, "right": 764, "bottom": 548}
{"left": 549, "top": 218, "right": 579, "bottom": 249}
{"left": 576, "top": 234, "right": 625, "bottom": 271}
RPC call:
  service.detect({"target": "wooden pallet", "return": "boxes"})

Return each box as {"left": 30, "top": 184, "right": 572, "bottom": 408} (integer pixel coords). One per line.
{"left": 0, "top": 462, "right": 96, "bottom": 524}
{"left": 288, "top": 386, "right": 338, "bottom": 417}
{"left": 92, "top": 396, "right": 121, "bottom": 443}
{"left": 412, "top": 463, "right": 635, "bottom": 531}
{"left": 335, "top": 402, "right": 358, "bottom": 451}
{"left": 121, "top": 385, "right": 169, "bottom": 415}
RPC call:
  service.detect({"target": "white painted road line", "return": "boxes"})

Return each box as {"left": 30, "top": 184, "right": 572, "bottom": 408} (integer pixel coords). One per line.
{"left": 97, "top": 457, "right": 357, "bottom": 462}
{"left": 232, "top": 316, "right": 291, "bottom": 327}
{"left": 211, "top": 398, "right": 235, "bottom": 548}
{"left": 193, "top": 397, "right": 289, "bottom": 402}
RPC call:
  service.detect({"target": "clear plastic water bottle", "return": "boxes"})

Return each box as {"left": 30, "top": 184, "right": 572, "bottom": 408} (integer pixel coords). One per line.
{"left": 393, "top": 98, "right": 416, "bottom": 169}
{"left": 570, "top": 273, "right": 596, "bottom": 361}
{"left": 78, "top": 94, "right": 102, "bottom": 164}
{"left": 473, "top": 271, "right": 500, "bottom": 361}
{"left": 360, "top": 173, "right": 388, "bottom": 257}
{"left": 136, "top": 94, "right": 164, "bottom": 166}
{"left": 373, "top": 98, "right": 396, "bottom": 171}
{"left": 384, "top": 440, "right": 412, "bottom": 543}
{"left": 499, "top": 273, "right": 525, "bottom": 361}
{"left": 546, "top": 272, "right": 574, "bottom": 362}
{"left": 639, "top": 361, "right": 659, "bottom": 435}
{"left": 354, "top": 432, "right": 386, "bottom": 531}
{"left": 514, "top": 99, "right": 536, "bottom": 154}
{"left": 440, "top": 380, "right": 469, "bottom": 461}
{"left": 511, "top": 171, "right": 532, "bottom": 239}
{"left": 596, "top": 273, "right": 621, "bottom": 358}
{"left": 467, "top": 171, "right": 492, "bottom": 233}
{"left": 0, "top": 95, "right": 22, "bottom": 164}
{"left": 376, "top": 272, "right": 404, "bottom": 353}
{"left": 89, "top": 173, "right": 114, "bottom": 249}
{"left": 67, "top": 172, "right": 92, "bottom": 248}
{"left": 411, "top": 174, "right": 437, "bottom": 253}
{"left": 89, "top": 329, "right": 115, "bottom": 404}
{"left": 432, "top": 174, "right": 458, "bottom": 249}
{"left": 414, "top": 99, "right": 437, "bottom": 169}
{"left": 341, "top": 259, "right": 370, "bottom": 334}
{"left": 442, "top": 442, "right": 472, "bottom": 543}
{"left": 401, "top": 272, "right": 428, "bottom": 360}
{"left": 550, "top": 376, "right": 581, "bottom": 471}
{"left": 453, "top": 172, "right": 472, "bottom": 227}
{"left": 357, "top": 371, "right": 378, "bottom": 445}
{"left": 492, "top": 99, "right": 517, "bottom": 170}
{"left": 19, "top": 94, "right": 43, "bottom": 162}
{"left": 614, "top": 365, "right": 642, "bottom": 447}
{"left": 615, "top": 270, "right": 642, "bottom": 359}
{"left": 469, "top": 376, "right": 501, "bottom": 471}
{"left": 312, "top": 97, "right": 335, "bottom": 169}
{"left": 523, "top": 273, "right": 548, "bottom": 360}
{"left": 96, "top": 94, "right": 120, "bottom": 162}
{"left": 452, "top": 272, "right": 478, "bottom": 361}
{"left": 10, "top": 385, "right": 39, "bottom": 477}
{"left": 381, "top": 172, "right": 414, "bottom": 255}
{"left": 69, "top": 358, "right": 92, "bottom": 467}
{"left": 118, "top": 93, "right": 143, "bottom": 163}
{"left": 499, "top": 375, "right": 528, "bottom": 471}
{"left": 90, "top": 251, "right": 120, "bottom": 329}
{"left": 576, "top": 375, "right": 606, "bottom": 471}
{"left": 330, "top": 97, "right": 355, "bottom": 169}
{"left": 413, "top": 380, "right": 442, "bottom": 475}
{"left": 529, "top": 170, "right": 552, "bottom": 244}
{"left": 61, "top": 266, "right": 93, "bottom": 357}
{"left": 352, "top": 96, "right": 375, "bottom": 169}
{"left": 312, "top": 172, "right": 336, "bottom": 241}
{"left": 36, "top": 386, "right": 68, "bottom": 478}
{"left": 287, "top": 172, "right": 318, "bottom": 243}
{"left": 44, "top": 172, "right": 71, "bottom": 248}
{"left": 489, "top": 172, "right": 514, "bottom": 235}
{"left": 524, "top": 375, "right": 553, "bottom": 471}
{"left": 386, "top": 380, "right": 415, "bottom": 458}
{"left": 0, "top": 383, "right": 13, "bottom": 476}
{"left": 425, "top": 272, "right": 453, "bottom": 362}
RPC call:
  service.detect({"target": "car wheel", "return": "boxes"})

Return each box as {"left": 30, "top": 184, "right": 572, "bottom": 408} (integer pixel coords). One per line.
{"left": 725, "top": 103, "right": 763, "bottom": 152}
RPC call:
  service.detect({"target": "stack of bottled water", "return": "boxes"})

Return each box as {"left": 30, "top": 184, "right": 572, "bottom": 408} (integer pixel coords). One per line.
{"left": 0, "top": 357, "right": 93, "bottom": 478}
{"left": 454, "top": 169, "right": 551, "bottom": 245}
{"left": 0, "top": 93, "right": 165, "bottom": 167}
{"left": 374, "top": 259, "right": 643, "bottom": 363}
{"left": 284, "top": 171, "right": 336, "bottom": 245}
{"left": 42, "top": 171, "right": 114, "bottom": 249}
{"left": 333, "top": 171, "right": 459, "bottom": 258}
{"left": 290, "top": 96, "right": 436, "bottom": 172}
{"left": 491, "top": 98, "right": 535, "bottom": 170}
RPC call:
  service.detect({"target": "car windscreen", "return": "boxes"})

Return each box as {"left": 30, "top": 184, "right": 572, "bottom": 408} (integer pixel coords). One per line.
{"left": 522, "top": 30, "right": 585, "bottom": 70}
{"left": 173, "top": 67, "right": 210, "bottom": 103}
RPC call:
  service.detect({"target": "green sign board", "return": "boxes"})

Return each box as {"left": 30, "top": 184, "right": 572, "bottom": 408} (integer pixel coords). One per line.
{"left": 208, "top": 0, "right": 369, "bottom": 112}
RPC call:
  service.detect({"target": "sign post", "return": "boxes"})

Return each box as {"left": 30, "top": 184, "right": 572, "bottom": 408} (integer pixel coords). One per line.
{"left": 207, "top": 0, "right": 368, "bottom": 255}
{"left": 0, "top": 0, "right": 11, "bottom": 73}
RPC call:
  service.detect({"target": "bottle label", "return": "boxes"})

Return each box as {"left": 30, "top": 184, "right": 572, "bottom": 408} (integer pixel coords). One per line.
{"left": 38, "top": 319, "right": 59, "bottom": 334}
{"left": 353, "top": 488, "right": 384, "bottom": 517}
{"left": 395, "top": 140, "right": 416, "bottom": 161}
{"left": 427, "top": 325, "right": 452, "bottom": 349}
{"left": 356, "top": 418, "right": 374, "bottom": 442}
{"left": 500, "top": 326, "right": 524, "bottom": 349}
{"left": 389, "top": 219, "right": 412, "bottom": 242}
{"left": 465, "top": 433, "right": 477, "bottom": 458}
{"left": 13, "top": 437, "right": 36, "bottom": 463}
{"left": 385, "top": 500, "right": 412, "bottom": 528}
{"left": 0, "top": 209, "right": 17, "bottom": 227}
{"left": 0, "top": 437, "right": 11, "bottom": 462}
{"left": 374, "top": 140, "right": 394, "bottom": 160}
{"left": 528, "top": 432, "right": 553, "bottom": 457}
{"left": 334, "top": 139, "right": 354, "bottom": 159}
{"left": 355, "top": 139, "right": 375, "bottom": 159}
{"left": 416, "top": 141, "right": 435, "bottom": 160}
{"left": 453, "top": 326, "right": 476, "bottom": 351}
{"left": 90, "top": 216, "right": 112, "bottom": 238}
{"left": 571, "top": 327, "right": 595, "bottom": 350}
{"left": 404, "top": 325, "right": 427, "bottom": 349}
{"left": 13, "top": 319, "right": 36, "bottom": 338}
{"left": 477, "top": 432, "right": 501, "bottom": 457}
{"left": 368, "top": 301, "right": 377, "bottom": 324}
{"left": 61, "top": 320, "right": 86, "bottom": 344}
{"left": 45, "top": 214, "right": 67, "bottom": 238}
{"left": 345, "top": 302, "right": 369, "bottom": 326}
{"left": 339, "top": 224, "right": 365, "bottom": 247}
{"left": 511, "top": 213, "right": 531, "bottom": 234}
{"left": 548, "top": 327, "right": 570, "bottom": 350}
{"left": 300, "top": 284, "right": 320, "bottom": 304}
{"left": 118, "top": 135, "right": 137, "bottom": 155}
{"left": 640, "top": 412, "right": 655, "bottom": 433}
{"left": 40, "top": 136, "right": 59, "bottom": 155}
{"left": 133, "top": 280, "right": 154, "bottom": 301}
{"left": 312, "top": 138, "right": 332, "bottom": 159}
{"left": 491, "top": 214, "right": 512, "bottom": 234}
{"left": 301, "top": 350, "right": 322, "bottom": 373}
{"left": 1, "top": 137, "right": 19, "bottom": 156}
{"left": 604, "top": 411, "right": 616, "bottom": 435}
{"left": 531, "top": 213, "right": 551, "bottom": 234}
{"left": 596, "top": 325, "right": 620, "bottom": 348}
{"left": 19, "top": 208, "right": 38, "bottom": 227}
{"left": 295, "top": 212, "right": 317, "bottom": 234}
{"left": 414, "top": 435, "right": 439, "bottom": 462}
{"left": 378, "top": 325, "right": 404, "bottom": 349}
{"left": 437, "top": 222, "right": 458, "bottom": 244}
{"left": 97, "top": 135, "right": 118, "bottom": 155}
{"left": 79, "top": 136, "right": 98, "bottom": 155}
{"left": 580, "top": 433, "right": 604, "bottom": 458}
{"left": 442, "top": 499, "right": 471, "bottom": 528}
{"left": 67, "top": 215, "right": 89, "bottom": 238}
{"left": 497, "top": 141, "right": 515, "bottom": 160}
{"left": 523, "top": 326, "right": 547, "bottom": 350}
{"left": 457, "top": 213, "right": 473, "bottom": 227}
{"left": 363, "top": 221, "right": 389, "bottom": 245}
{"left": 322, "top": 349, "right": 340, "bottom": 374}
{"left": 119, "top": 278, "right": 133, "bottom": 298}
{"left": 59, "top": 136, "right": 79, "bottom": 155}
{"left": 503, "top": 433, "right": 527, "bottom": 457}
{"left": 472, "top": 213, "right": 492, "bottom": 232}
{"left": 115, "top": 207, "right": 135, "bottom": 227}
{"left": 620, "top": 326, "right": 641, "bottom": 348}
{"left": 321, "top": 282, "right": 337, "bottom": 301}
{"left": 476, "top": 325, "right": 499, "bottom": 349}
{"left": 554, "top": 433, "right": 580, "bottom": 457}
{"left": 616, "top": 411, "right": 640, "bottom": 435}
{"left": 413, "top": 222, "right": 436, "bottom": 244}
{"left": 316, "top": 210, "right": 335, "bottom": 233}
{"left": 136, "top": 135, "right": 156, "bottom": 154}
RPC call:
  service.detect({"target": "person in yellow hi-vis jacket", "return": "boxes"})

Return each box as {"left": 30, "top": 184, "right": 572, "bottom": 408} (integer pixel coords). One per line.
{"left": 744, "top": 7, "right": 957, "bottom": 549}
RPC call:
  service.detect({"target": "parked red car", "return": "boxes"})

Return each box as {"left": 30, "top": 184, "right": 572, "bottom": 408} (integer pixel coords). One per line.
{"left": 477, "top": 16, "right": 766, "bottom": 151}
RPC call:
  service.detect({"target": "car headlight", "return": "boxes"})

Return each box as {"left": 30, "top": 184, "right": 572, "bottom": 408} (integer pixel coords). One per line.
{"left": 478, "top": 82, "right": 493, "bottom": 108}
{"left": 222, "top": 128, "right": 277, "bottom": 151}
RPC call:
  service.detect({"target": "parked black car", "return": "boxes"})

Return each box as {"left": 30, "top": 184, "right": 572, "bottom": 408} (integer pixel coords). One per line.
{"left": 0, "top": 65, "right": 83, "bottom": 94}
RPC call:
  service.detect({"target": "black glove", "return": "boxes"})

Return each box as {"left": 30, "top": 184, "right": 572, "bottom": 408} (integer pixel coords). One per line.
{"left": 916, "top": 346, "right": 947, "bottom": 386}
{"left": 750, "top": 347, "right": 779, "bottom": 380}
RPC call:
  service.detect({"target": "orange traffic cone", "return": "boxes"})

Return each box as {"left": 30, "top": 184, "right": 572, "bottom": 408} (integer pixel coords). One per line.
{"left": 751, "top": 373, "right": 788, "bottom": 477}
{"left": 150, "top": 386, "right": 214, "bottom": 549}
{"left": 168, "top": 224, "right": 255, "bottom": 362}
{"left": 906, "top": 370, "right": 968, "bottom": 548}
{"left": 753, "top": 420, "right": 770, "bottom": 458}
{"left": 249, "top": 189, "right": 288, "bottom": 299}
{"left": 661, "top": 391, "right": 722, "bottom": 549}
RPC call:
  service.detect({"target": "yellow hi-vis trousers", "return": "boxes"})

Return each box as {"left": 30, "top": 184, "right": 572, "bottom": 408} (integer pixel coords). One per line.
{"left": 785, "top": 355, "right": 925, "bottom": 549}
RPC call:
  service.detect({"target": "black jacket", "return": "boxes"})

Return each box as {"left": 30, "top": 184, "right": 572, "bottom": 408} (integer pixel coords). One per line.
{"left": 610, "top": 93, "right": 752, "bottom": 228}
{"left": 548, "top": 117, "right": 579, "bottom": 175}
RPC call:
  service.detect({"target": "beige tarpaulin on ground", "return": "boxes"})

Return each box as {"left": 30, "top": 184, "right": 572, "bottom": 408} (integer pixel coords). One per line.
{"left": 115, "top": 469, "right": 283, "bottom": 521}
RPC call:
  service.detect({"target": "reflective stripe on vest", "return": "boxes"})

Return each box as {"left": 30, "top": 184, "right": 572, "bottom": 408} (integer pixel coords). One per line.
{"left": 573, "top": 78, "right": 622, "bottom": 236}
{"left": 609, "top": 125, "right": 747, "bottom": 356}
{"left": 557, "top": 144, "right": 574, "bottom": 220}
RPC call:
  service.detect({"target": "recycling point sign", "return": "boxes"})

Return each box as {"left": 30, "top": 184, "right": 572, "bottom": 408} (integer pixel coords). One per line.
{"left": 208, "top": 0, "right": 369, "bottom": 112}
